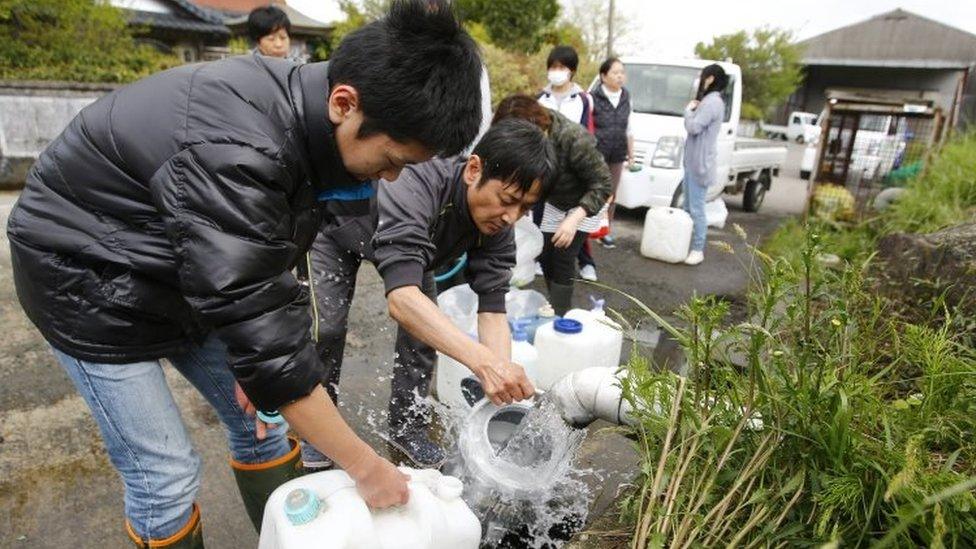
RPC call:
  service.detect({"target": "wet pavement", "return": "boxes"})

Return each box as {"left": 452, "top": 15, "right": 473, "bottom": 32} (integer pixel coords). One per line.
{"left": 0, "top": 145, "right": 808, "bottom": 547}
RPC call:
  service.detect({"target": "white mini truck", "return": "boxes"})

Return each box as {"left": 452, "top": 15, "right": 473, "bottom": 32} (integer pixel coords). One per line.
{"left": 602, "top": 58, "right": 787, "bottom": 213}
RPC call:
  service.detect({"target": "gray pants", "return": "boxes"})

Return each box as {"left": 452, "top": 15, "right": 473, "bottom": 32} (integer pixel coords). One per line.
{"left": 308, "top": 213, "right": 438, "bottom": 432}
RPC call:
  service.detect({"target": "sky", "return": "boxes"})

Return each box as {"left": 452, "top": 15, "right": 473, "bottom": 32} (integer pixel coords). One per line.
{"left": 287, "top": 0, "right": 976, "bottom": 59}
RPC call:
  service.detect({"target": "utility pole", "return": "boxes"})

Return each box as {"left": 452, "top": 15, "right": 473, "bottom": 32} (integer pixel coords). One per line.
{"left": 606, "top": 0, "right": 615, "bottom": 58}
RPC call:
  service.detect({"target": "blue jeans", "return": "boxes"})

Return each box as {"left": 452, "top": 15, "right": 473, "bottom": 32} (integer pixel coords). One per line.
{"left": 52, "top": 335, "right": 291, "bottom": 541}
{"left": 682, "top": 173, "right": 708, "bottom": 252}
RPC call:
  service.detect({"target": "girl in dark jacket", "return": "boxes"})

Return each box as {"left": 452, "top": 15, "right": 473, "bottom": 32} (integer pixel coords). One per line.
{"left": 590, "top": 57, "right": 634, "bottom": 248}
{"left": 493, "top": 94, "right": 612, "bottom": 316}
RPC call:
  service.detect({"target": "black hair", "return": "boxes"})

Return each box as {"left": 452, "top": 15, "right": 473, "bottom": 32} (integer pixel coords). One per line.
{"left": 696, "top": 63, "right": 729, "bottom": 100}
{"left": 546, "top": 45, "right": 579, "bottom": 73}
{"left": 247, "top": 6, "right": 291, "bottom": 42}
{"left": 599, "top": 57, "right": 622, "bottom": 75}
{"left": 473, "top": 119, "right": 556, "bottom": 198}
{"left": 329, "top": 0, "right": 483, "bottom": 157}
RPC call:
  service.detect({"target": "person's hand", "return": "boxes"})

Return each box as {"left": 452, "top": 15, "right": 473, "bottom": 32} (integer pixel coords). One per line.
{"left": 552, "top": 208, "right": 585, "bottom": 248}
{"left": 471, "top": 352, "right": 535, "bottom": 405}
{"left": 686, "top": 99, "right": 700, "bottom": 111}
{"left": 234, "top": 382, "right": 274, "bottom": 440}
{"left": 347, "top": 451, "right": 411, "bottom": 508}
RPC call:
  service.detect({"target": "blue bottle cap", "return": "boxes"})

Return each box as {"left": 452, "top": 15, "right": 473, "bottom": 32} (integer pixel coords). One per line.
{"left": 257, "top": 410, "right": 286, "bottom": 425}
{"left": 284, "top": 488, "right": 321, "bottom": 525}
{"left": 553, "top": 318, "right": 583, "bottom": 334}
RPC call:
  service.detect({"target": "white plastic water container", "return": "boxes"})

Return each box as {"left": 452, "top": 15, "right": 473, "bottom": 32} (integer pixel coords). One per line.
{"left": 436, "top": 284, "right": 479, "bottom": 337}
{"left": 259, "top": 467, "right": 480, "bottom": 549}
{"left": 511, "top": 216, "right": 544, "bottom": 287}
{"left": 640, "top": 206, "right": 693, "bottom": 263}
{"left": 564, "top": 299, "right": 623, "bottom": 371}
{"left": 435, "top": 351, "right": 478, "bottom": 411}
{"left": 534, "top": 318, "right": 593, "bottom": 390}
{"left": 705, "top": 197, "right": 728, "bottom": 229}
{"left": 511, "top": 323, "right": 538, "bottom": 384}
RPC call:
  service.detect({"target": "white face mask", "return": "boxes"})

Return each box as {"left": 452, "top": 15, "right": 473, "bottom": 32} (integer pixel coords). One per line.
{"left": 547, "top": 69, "right": 570, "bottom": 87}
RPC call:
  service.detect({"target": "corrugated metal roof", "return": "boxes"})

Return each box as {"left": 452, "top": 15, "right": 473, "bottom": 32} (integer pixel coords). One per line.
{"left": 800, "top": 9, "right": 976, "bottom": 69}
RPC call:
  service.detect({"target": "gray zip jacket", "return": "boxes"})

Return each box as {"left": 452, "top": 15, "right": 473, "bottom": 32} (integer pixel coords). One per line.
{"left": 683, "top": 91, "right": 725, "bottom": 186}
{"left": 372, "top": 157, "right": 515, "bottom": 312}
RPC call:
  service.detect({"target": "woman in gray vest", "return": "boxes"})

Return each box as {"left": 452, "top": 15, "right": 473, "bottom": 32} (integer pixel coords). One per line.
{"left": 590, "top": 57, "right": 634, "bottom": 249}
{"left": 682, "top": 63, "right": 728, "bottom": 265}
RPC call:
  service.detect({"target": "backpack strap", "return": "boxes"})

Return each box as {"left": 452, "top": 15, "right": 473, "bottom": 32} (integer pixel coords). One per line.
{"left": 580, "top": 91, "right": 595, "bottom": 134}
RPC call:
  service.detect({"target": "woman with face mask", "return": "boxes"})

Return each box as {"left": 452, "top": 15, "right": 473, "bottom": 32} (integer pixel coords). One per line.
{"left": 536, "top": 45, "right": 602, "bottom": 282}
{"left": 681, "top": 63, "right": 729, "bottom": 266}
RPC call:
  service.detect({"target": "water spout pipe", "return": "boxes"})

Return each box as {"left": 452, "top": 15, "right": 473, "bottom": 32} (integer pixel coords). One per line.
{"left": 548, "top": 367, "right": 635, "bottom": 427}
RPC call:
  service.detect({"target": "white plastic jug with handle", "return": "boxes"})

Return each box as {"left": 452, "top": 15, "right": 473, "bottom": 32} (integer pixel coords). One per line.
{"left": 564, "top": 297, "right": 623, "bottom": 371}
{"left": 534, "top": 318, "right": 594, "bottom": 390}
{"left": 510, "top": 321, "right": 539, "bottom": 385}
{"left": 258, "top": 467, "right": 481, "bottom": 549}
{"left": 640, "top": 206, "right": 693, "bottom": 263}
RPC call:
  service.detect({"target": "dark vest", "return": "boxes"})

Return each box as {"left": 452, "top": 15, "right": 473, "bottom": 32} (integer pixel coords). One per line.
{"left": 591, "top": 86, "right": 631, "bottom": 163}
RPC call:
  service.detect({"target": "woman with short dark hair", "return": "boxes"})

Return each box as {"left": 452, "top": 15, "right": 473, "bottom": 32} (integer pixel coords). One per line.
{"left": 247, "top": 6, "right": 291, "bottom": 58}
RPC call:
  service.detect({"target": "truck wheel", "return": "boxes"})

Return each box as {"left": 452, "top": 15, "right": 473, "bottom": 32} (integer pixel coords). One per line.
{"left": 670, "top": 183, "right": 685, "bottom": 208}
{"left": 800, "top": 170, "right": 811, "bottom": 180}
{"left": 743, "top": 177, "right": 766, "bottom": 212}
{"left": 795, "top": 135, "right": 805, "bottom": 144}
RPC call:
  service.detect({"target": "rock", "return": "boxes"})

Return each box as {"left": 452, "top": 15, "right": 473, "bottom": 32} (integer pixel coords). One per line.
{"left": 875, "top": 220, "right": 976, "bottom": 316}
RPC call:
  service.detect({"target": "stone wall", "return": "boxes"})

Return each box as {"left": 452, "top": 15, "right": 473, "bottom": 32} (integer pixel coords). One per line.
{"left": 0, "top": 80, "right": 116, "bottom": 190}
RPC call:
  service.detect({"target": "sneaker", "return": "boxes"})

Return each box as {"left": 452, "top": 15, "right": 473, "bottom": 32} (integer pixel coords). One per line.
{"left": 534, "top": 261, "right": 544, "bottom": 276}
{"left": 386, "top": 426, "right": 448, "bottom": 468}
{"left": 600, "top": 235, "right": 616, "bottom": 249}
{"left": 684, "top": 250, "right": 704, "bottom": 266}
{"left": 580, "top": 264, "right": 598, "bottom": 281}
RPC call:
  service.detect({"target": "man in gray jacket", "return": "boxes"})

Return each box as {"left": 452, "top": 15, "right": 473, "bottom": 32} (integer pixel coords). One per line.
{"left": 305, "top": 120, "right": 556, "bottom": 467}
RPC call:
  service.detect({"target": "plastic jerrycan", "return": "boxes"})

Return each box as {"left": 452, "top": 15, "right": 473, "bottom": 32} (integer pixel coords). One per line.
{"left": 533, "top": 317, "right": 593, "bottom": 390}
{"left": 259, "top": 467, "right": 480, "bottom": 549}
{"left": 435, "top": 335, "right": 477, "bottom": 411}
{"left": 564, "top": 297, "right": 624, "bottom": 371}
{"left": 640, "top": 206, "right": 693, "bottom": 263}
{"left": 510, "top": 320, "right": 539, "bottom": 385}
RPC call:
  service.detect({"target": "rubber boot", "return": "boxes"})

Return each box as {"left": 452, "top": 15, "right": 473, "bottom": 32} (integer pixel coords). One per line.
{"left": 126, "top": 504, "right": 204, "bottom": 548}
{"left": 231, "top": 436, "right": 303, "bottom": 532}
{"left": 549, "top": 282, "right": 575, "bottom": 317}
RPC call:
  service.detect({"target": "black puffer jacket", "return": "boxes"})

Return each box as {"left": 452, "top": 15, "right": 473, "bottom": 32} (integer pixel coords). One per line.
{"left": 7, "top": 55, "right": 360, "bottom": 411}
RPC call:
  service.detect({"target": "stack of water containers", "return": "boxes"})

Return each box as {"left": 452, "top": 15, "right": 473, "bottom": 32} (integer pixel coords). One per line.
{"left": 436, "top": 287, "right": 623, "bottom": 408}
{"left": 534, "top": 297, "right": 623, "bottom": 390}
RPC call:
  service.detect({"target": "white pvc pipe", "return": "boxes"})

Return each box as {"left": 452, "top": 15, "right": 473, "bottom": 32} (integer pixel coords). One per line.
{"left": 548, "top": 367, "right": 636, "bottom": 427}
{"left": 549, "top": 366, "right": 764, "bottom": 430}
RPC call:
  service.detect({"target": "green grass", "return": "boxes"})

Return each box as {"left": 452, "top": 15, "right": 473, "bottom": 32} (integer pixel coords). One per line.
{"left": 610, "top": 134, "right": 976, "bottom": 547}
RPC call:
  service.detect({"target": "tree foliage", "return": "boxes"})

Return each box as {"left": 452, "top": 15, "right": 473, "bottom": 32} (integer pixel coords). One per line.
{"left": 694, "top": 27, "right": 804, "bottom": 120}
{"left": 565, "top": 0, "right": 636, "bottom": 63}
{"left": 0, "top": 0, "right": 178, "bottom": 83}
{"left": 456, "top": 0, "right": 560, "bottom": 53}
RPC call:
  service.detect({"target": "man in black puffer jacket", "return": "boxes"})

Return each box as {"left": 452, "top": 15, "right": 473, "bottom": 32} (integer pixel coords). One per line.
{"left": 6, "top": 2, "right": 530, "bottom": 546}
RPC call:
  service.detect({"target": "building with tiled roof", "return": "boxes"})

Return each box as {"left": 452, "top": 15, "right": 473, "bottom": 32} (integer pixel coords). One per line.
{"left": 784, "top": 9, "right": 976, "bottom": 128}
{"left": 110, "top": 0, "right": 232, "bottom": 62}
